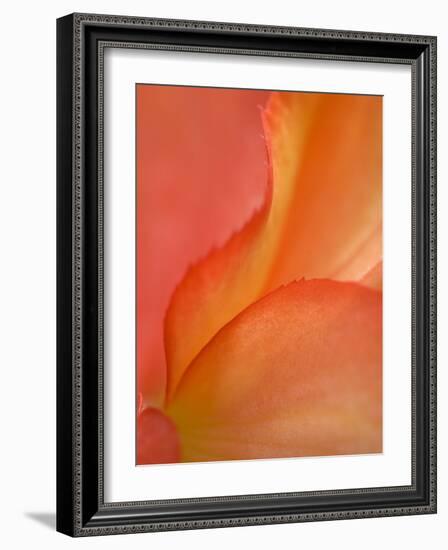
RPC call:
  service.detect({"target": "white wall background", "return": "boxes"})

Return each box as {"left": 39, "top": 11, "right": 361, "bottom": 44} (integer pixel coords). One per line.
{"left": 0, "top": 0, "right": 445, "bottom": 548}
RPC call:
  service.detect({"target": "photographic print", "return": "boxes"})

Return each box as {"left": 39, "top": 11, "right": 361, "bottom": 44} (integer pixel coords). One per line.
{"left": 136, "top": 85, "right": 383, "bottom": 466}
{"left": 57, "top": 14, "right": 436, "bottom": 535}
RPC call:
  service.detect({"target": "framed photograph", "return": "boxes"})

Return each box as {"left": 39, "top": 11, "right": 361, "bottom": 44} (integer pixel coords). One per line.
{"left": 56, "top": 13, "right": 437, "bottom": 536}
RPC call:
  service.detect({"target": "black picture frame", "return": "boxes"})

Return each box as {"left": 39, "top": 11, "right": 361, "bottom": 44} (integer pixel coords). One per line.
{"left": 57, "top": 12, "right": 437, "bottom": 537}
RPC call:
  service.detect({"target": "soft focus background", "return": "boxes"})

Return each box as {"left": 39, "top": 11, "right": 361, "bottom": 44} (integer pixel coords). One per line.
{"left": 0, "top": 0, "right": 445, "bottom": 548}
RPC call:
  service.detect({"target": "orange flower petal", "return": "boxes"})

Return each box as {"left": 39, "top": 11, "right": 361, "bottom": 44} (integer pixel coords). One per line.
{"left": 265, "top": 92, "right": 383, "bottom": 291}
{"left": 137, "top": 86, "right": 269, "bottom": 406}
{"left": 167, "top": 280, "right": 382, "bottom": 461}
{"left": 137, "top": 407, "right": 181, "bottom": 464}
{"left": 163, "top": 93, "right": 318, "bottom": 400}
{"left": 164, "top": 181, "right": 272, "bottom": 401}
{"left": 164, "top": 92, "right": 382, "bottom": 401}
